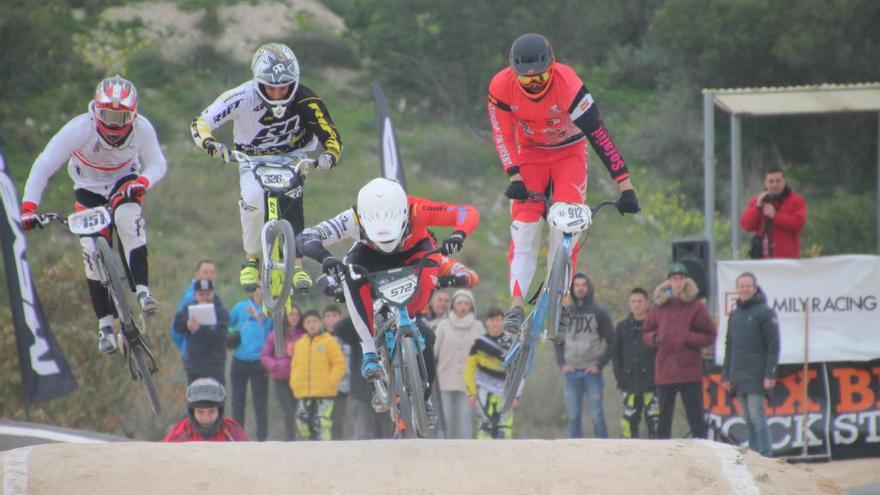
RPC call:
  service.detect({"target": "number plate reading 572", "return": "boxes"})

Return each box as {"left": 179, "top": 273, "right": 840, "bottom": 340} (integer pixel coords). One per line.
{"left": 377, "top": 274, "right": 418, "bottom": 305}
{"left": 68, "top": 207, "right": 111, "bottom": 235}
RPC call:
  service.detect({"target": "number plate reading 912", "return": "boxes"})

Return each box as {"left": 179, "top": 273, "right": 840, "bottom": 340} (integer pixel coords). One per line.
{"left": 377, "top": 274, "right": 418, "bottom": 305}
{"left": 67, "top": 207, "right": 111, "bottom": 235}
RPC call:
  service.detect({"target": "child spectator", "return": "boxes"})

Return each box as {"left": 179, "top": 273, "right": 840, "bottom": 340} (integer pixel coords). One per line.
{"left": 465, "top": 307, "right": 517, "bottom": 439}
{"left": 259, "top": 305, "right": 304, "bottom": 440}
{"left": 289, "top": 309, "right": 344, "bottom": 440}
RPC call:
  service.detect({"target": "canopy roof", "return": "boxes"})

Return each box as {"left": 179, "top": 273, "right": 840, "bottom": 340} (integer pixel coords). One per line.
{"left": 705, "top": 82, "right": 880, "bottom": 116}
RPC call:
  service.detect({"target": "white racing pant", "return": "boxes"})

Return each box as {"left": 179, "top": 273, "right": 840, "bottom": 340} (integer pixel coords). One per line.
{"left": 508, "top": 219, "right": 576, "bottom": 298}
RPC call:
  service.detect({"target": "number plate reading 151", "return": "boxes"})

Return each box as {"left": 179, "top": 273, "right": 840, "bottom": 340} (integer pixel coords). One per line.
{"left": 377, "top": 274, "right": 418, "bottom": 306}
{"left": 68, "top": 207, "right": 111, "bottom": 235}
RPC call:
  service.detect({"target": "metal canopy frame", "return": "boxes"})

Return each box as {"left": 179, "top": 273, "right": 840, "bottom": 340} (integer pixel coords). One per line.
{"left": 702, "top": 83, "right": 880, "bottom": 263}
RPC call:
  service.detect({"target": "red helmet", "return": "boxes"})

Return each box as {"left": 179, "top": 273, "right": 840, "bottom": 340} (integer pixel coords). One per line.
{"left": 92, "top": 75, "right": 138, "bottom": 146}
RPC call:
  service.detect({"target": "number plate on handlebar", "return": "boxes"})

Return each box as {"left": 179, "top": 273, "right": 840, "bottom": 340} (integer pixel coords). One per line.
{"left": 374, "top": 271, "right": 419, "bottom": 307}
{"left": 547, "top": 202, "right": 592, "bottom": 234}
{"left": 254, "top": 166, "right": 295, "bottom": 192}
{"left": 67, "top": 206, "right": 111, "bottom": 235}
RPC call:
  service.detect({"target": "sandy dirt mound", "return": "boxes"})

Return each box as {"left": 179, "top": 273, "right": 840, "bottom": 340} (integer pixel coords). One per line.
{"left": 100, "top": 0, "right": 344, "bottom": 63}
{"left": 0, "top": 439, "right": 842, "bottom": 495}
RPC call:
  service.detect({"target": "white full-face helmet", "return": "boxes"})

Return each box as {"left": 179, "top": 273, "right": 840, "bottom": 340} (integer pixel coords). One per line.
{"left": 251, "top": 42, "right": 300, "bottom": 118}
{"left": 356, "top": 178, "right": 409, "bottom": 254}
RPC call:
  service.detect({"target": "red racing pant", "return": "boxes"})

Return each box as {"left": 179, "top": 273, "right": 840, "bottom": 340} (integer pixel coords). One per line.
{"left": 508, "top": 141, "right": 587, "bottom": 298}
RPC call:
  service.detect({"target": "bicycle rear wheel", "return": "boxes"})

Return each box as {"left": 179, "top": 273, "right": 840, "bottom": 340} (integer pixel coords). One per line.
{"left": 545, "top": 247, "right": 570, "bottom": 342}
{"left": 96, "top": 236, "right": 133, "bottom": 324}
{"left": 398, "top": 336, "right": 429, "bottom": 438}
{"left": 131, "top": 341, "right": 162, "bottom": 414}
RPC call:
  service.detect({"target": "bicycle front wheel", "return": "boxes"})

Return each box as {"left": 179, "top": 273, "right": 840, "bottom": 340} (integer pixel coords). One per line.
{"left": 545, "top": 247, "right": 570, "bottom": 342}
{"left": 501, "top": 330, "right": 533, "bottom": 414}
{"left": 261, "top": 219, "right": 296, "bottom": 313}
{"left": 96, "top": 236, "right": 133, "bottom": 324}
{"left": 398, "top": 336, "right": 429, "bottom": 438}
{"left": 131, "top": 341, "right": 162, "bottom": 415}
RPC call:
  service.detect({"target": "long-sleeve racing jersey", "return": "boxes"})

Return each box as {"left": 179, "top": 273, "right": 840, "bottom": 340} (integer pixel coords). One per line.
{"left": 487, "top": 62, "right": 630, "bottom": 183}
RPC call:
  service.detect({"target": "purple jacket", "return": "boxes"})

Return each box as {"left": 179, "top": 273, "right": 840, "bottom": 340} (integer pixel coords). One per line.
{"left": 259, "top": 328, "right": 305, "bottom": 381}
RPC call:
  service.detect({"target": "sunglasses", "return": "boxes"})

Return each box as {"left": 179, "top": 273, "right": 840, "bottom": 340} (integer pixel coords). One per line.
{"left": 516, "top": 71, "right": 551, "bottom": 85}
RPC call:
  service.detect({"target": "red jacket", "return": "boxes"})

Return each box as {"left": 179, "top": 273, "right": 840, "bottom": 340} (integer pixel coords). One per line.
{"left": 162, "top": 417, "right": 250, "bottom": 442}
{"left": 643, "top": 279, "right": 716, "bottom": 385}
{"left": 740, "top": 188, "right": 807, "bottom": 258}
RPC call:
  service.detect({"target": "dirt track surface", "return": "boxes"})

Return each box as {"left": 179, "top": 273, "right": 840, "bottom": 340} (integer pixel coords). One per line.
{"left": 0, "top": 439, "right": 842, "bottom": 495}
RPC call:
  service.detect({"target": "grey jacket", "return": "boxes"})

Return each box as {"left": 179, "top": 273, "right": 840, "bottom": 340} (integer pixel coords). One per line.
{"left": 722, "top": 288, "right": 780, "bottom": 395}
{"left": 555, "top": 278, "right": 614, "bottom": 370}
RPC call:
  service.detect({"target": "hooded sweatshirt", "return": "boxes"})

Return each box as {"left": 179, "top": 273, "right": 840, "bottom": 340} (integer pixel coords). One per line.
{"left": 643, "top": 278, "right": 717, "bottom": 384}
{"left": 555, "top": 276, "right": 615, "bottom": 370}
{"left": 434, "top": 289, "right": 485, "bottom": 392}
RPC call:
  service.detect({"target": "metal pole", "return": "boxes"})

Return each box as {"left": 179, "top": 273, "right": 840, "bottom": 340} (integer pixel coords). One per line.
{"left": 801, "top": 307, "right": 810, "bottom": 457}
{"left": 876, "top": 113, "right": 879, "bottom": 254}
{"left": 731, "top": 115, "right": 742, "bottom": 259}
{"left": 703, "top": 92, "right": 717, "bottom": 309}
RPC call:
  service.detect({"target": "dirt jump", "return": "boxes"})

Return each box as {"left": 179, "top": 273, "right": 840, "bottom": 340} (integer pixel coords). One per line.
{"left": 1, "top": 438, "right": 843, "bottom": 494}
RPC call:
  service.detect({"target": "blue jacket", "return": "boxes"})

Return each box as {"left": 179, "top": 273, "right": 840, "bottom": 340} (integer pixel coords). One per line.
{"left": 229, "top": 299, "right": 272, "bottom": 362}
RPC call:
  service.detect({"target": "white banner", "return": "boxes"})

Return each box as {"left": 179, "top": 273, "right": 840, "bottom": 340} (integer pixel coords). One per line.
{"left": 715, "top": 255, "right": 880, "bottom": 364}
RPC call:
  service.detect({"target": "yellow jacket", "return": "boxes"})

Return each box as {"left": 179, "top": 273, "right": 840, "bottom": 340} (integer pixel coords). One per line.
{"left": 289, "top": 331, "right": 344, "bottom": 399}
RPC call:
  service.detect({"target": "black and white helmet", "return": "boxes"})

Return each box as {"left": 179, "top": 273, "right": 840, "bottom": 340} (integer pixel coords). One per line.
{"left": 251, "top": 42, "right": 300, "bottom": 118}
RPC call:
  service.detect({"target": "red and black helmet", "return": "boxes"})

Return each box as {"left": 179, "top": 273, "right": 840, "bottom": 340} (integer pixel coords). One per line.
{"left": 92, "top": 75, "right": 138, "bottom": 146}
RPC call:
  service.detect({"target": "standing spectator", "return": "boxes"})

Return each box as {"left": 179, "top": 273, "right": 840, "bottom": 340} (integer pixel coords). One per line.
{"left": 643, "top": 263, "right": 717, "bottom": 439}
{"left": 723, "top": 272, "right": 780, "bottom": 457}
{"left": 424, "top": 290, "right": 451, "bottom": 331}
{"left": 740, "top": 167, "right": 807, "bottom": 259}
{"left": 164, "top": 378, "right": 249, "bottom": 442}
{"left": 435, "top": 289, "right": 485, "bottom": 438}
{"left": 169, "top": 259, "right": 217, "bottom": 363}
{"left": 324, "top": 304, "right": 350, "bottom": 440}
{"left": 612, "top": 287, "right": 659, "bottom": 439}
{"left": 227, "top": 286, "right": 272, "bottom": 441}
{"left": 260, "top": 305, "right": 305, "bottom": 441}
{"left": 465, "top": 307, "right": 517, "bottom": 439}
{"left": 334, "top": 317, "right": 392, "bottom": 440}
{"left": 290, "top": 310, "right": 344, "bottom": 440}
{"left": 555, "top": 273, "right": 614, "bottom": 439}
{"left": 174, "top": 279, "right": 229, "bottom": 385}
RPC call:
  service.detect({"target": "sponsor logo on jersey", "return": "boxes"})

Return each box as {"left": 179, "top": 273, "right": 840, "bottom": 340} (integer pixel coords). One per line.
{"left": 213, "top": 99, "right": 242, "bottom": 123}
{"left": 550, "top": 104, "right": 562, "bottom": 114}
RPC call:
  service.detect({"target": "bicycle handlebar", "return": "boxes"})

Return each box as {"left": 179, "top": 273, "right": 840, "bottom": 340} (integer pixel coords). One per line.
{"left": 343, "top": 246, "right": 446, "bottom": 282}
{"left": 229, "top": 149, "right": 315, "bottom": 176}
{"left": 527, "top": 191, "right": 619, "bottom": 216}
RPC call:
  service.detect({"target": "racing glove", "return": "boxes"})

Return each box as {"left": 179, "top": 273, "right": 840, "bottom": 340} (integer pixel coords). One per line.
{"left": 317, "top": 153, "right": 336, "bottom": 170}
{"left": 505, "top": 180, "right": 529, "bottom": 201}
{"left": 20, "top": 201, "right": 41, "bottom": 231}
{"left": 203, "top": 138, "right": 230, "bottom": 162}
{"left": 617, "top": 189, "right": 641, "bottom": 215}
{"left": 441, "top": 231, "right": 466, "bottom": 255}
{"left": 111, "top": 176, "right": 149, "bottom": 208}
{"left": 321, "top": 256, "right": 342, "bottom": 278}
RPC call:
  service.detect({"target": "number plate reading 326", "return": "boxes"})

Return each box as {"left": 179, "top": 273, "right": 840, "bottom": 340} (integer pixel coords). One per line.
{"left": 67, "top": 207, "right": 111, "bottom": 235}
{"left": 377, "top": 274, "right": 418, "bottom": 306}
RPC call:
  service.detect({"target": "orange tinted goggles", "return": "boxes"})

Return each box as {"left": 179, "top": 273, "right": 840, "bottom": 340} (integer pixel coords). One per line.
{"left": 516, "top": 71, "right": 551, "bottom": 85}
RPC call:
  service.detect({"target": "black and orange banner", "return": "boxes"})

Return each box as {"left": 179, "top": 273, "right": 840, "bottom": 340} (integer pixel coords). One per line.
{"left": 704, "top": 360, "right": 880, "bottom": 459}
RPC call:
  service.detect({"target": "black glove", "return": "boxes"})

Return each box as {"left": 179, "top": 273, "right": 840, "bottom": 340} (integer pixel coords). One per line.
{"left": 617, "top": 189, "right": 641, "bottom": 215}
{"left": 505, "top": 180, "right": 530, "bottom": 201}
{"left": 321, "top": 256, "right": 342, "bottom": 277}
{"left": 203, "top": 139, "right": 230, "bottom": 162}
{"left": 440, "top": 231, "right": 466, "bottom": 255}
{"left": 437, "top": 275, "right": 458, "bottom": 288}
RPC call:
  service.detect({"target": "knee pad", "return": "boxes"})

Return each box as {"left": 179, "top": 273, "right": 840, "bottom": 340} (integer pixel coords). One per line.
{"left": 113, "top": 202, "right": 146, "bottom": 251}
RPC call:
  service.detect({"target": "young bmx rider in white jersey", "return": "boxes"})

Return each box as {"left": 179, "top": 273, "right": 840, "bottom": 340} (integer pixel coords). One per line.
{"left": 190, "top": 42, "right": 343, "bottom": 292}
{"left": 21, "top": 75, "right": 167, "bottom": 354}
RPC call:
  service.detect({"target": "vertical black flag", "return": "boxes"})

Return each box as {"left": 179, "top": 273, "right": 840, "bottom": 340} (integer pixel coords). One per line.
{"left": 0, "top": 145, "right": 78, "bottom": 404}
{"left": 371, "top": 82, "right": 407, "bottom": 190}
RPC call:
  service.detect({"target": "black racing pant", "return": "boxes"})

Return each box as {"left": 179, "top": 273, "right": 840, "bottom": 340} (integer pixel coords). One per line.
{"left": 656, "top": 382, "right": 707, "bottom": 439}
{"left": 341, "top": 239, "right": 438, "bottom": 394}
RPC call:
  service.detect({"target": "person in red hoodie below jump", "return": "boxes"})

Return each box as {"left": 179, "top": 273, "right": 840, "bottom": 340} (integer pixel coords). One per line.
{"left": 488, "top": 33, "right": 642, "bottom": 332}
{"left": 164, "top": 378, "right": 250, "bottom": 442}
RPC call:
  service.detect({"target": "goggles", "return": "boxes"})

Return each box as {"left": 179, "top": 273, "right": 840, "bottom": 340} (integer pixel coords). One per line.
{"left": 95, "top": 107, "right": 135, "bottom": 127}
{"left": 516, "top": 70, "right": 552, "bottom": 86}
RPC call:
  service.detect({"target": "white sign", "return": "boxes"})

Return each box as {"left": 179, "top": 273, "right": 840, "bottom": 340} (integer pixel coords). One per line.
{"left": 716, "top": 255, "right": 880, "bottom": 364}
